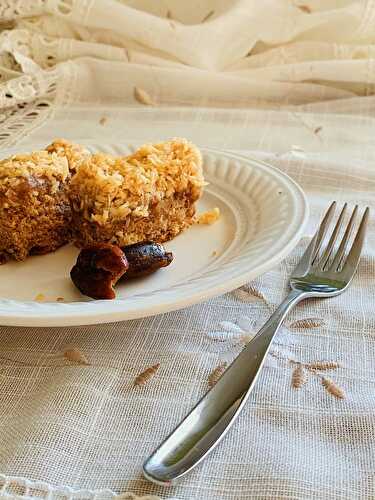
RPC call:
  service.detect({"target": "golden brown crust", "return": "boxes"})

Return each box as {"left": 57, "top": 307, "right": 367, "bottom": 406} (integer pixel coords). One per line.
{"left": 45, "top": 139, "right": 90, "bottom": 173}
{"left": 0, "top": 151, "right": 69, "bottom": 196}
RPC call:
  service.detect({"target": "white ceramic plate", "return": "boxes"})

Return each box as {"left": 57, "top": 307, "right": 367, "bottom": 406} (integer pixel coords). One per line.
{"left": 0, "top": 145, "right": 308, "bottom": 326}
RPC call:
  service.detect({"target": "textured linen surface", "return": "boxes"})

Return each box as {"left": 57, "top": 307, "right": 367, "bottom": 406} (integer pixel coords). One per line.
{"left": 0, "top": 105, "right": 374, "bottom": 500}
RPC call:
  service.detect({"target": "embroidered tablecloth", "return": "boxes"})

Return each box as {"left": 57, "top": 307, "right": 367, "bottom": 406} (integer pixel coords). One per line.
{"left": 0, "top": 105, "right": 374, "bottom": 500}
{"left": 1, "top": 1, "right": 375, "bottom": 499}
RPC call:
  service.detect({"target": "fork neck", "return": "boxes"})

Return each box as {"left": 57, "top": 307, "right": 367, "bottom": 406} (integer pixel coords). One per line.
{"left": 288, "top": 287, "right": 307, "bottom": 300}
{"left": 256, "top": 288, "right": 307, "bottom": 339}
{"left": 278, "top": 288, "right": 307, "bottom": 319}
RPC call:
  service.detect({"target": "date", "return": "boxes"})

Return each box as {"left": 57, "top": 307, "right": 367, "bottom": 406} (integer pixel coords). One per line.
{"left": 70, "top": 243, "right": 128, "bottom": 299}
{"left": 121, "top": 241, "right": 173, "bottom": 279}
{"left": 70, "top": 241, "right": 173, "bottom": 300}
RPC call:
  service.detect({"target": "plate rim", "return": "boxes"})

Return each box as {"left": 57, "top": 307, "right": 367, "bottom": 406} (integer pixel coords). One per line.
{"left": 0, "top": 147, "right": 309, "bottom": 326}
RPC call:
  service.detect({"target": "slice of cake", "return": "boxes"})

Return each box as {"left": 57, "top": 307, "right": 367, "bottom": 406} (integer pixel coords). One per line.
{"left": 0, "top": 150, "right": 72, "bottom": 263}
{"left": 69, "top": 138, "right": 205, "bottom": 247}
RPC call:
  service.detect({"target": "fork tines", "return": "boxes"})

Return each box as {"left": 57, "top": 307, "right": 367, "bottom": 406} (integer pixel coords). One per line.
{"left": 312, "top": 202, "right": 369, "bottom": 273}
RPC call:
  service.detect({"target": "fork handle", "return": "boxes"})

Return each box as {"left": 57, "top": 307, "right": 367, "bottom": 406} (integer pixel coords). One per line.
{"left": 143, "top": 289, "right": 307, "bottom": 485}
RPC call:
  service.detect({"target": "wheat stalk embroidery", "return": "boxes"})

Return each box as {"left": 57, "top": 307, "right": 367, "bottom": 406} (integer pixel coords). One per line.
{"left": 224, "top": 281, "right": 344, "bottom": 399}
{"left": 296, "top": 4, "right": 311, "bottom": 13}
{"left": 134, "top": 86, "right": 156, "bottom": 106}
{"left": 288, "top": 359, "right": 345, "bottom": 399}
{"left": 291, "top": 364, "right": 307, "bottom": 388}
{"left": 134, "top": 363, "right": 160, "bottom": 386}
{"left": 321, "top": 377, "right": 345, "bottom": 399}
{"left": 288, "top": 318, "right": 325, "bottom": 330}
{"left": 208, "top": 362, "right": 227, "bottom": 388}
{"left": 232, "top": 284, "right": 271, "bottom": 311}
{"left": 63, "top": 347, "right": 90, "bottom": 365}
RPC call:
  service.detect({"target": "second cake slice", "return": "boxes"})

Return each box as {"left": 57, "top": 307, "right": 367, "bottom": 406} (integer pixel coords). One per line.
{"left": 69, "top": 138, "right": 205, "bottom": 247}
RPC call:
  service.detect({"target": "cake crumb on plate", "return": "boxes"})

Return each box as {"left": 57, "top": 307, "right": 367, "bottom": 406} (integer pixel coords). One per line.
{"left": 197, "top": 207, "right": 220, "bottom": 225}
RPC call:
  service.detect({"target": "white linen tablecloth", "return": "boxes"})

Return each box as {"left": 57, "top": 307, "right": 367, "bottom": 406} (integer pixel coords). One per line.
{"left": 1, "top": 1, "right": 375, "bottom": 498}
{"left": 0, "top": 104, "right": 374, "bottom": 500}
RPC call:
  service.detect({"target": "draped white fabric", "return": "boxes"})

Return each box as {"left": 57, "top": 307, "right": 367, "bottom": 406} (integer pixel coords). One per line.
{"left": 1, "top": 0, "right": 375, "bottom": 114}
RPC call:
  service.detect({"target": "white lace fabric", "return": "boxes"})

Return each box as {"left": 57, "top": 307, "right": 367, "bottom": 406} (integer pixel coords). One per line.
{"left": 0, "top": 475, "right": 162, "bottom": 500}
{"left": 1, "top": 1, "right": 375, "bottom": 500}
{"left": 1, "top": 0, "right": 375, "bottom": 148}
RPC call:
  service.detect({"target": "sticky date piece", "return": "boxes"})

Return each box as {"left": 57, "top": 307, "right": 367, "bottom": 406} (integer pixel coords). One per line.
{"left": 121, "top": 241, "right": 173, "bottom": 279}
{"left": 71, "top": 243, "right": 128, "bottom": 299}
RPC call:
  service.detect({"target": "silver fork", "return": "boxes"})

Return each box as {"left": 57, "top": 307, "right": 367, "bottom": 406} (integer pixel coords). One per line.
{"left": 143, "top": 202, "right": 370, "bottom": 486}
